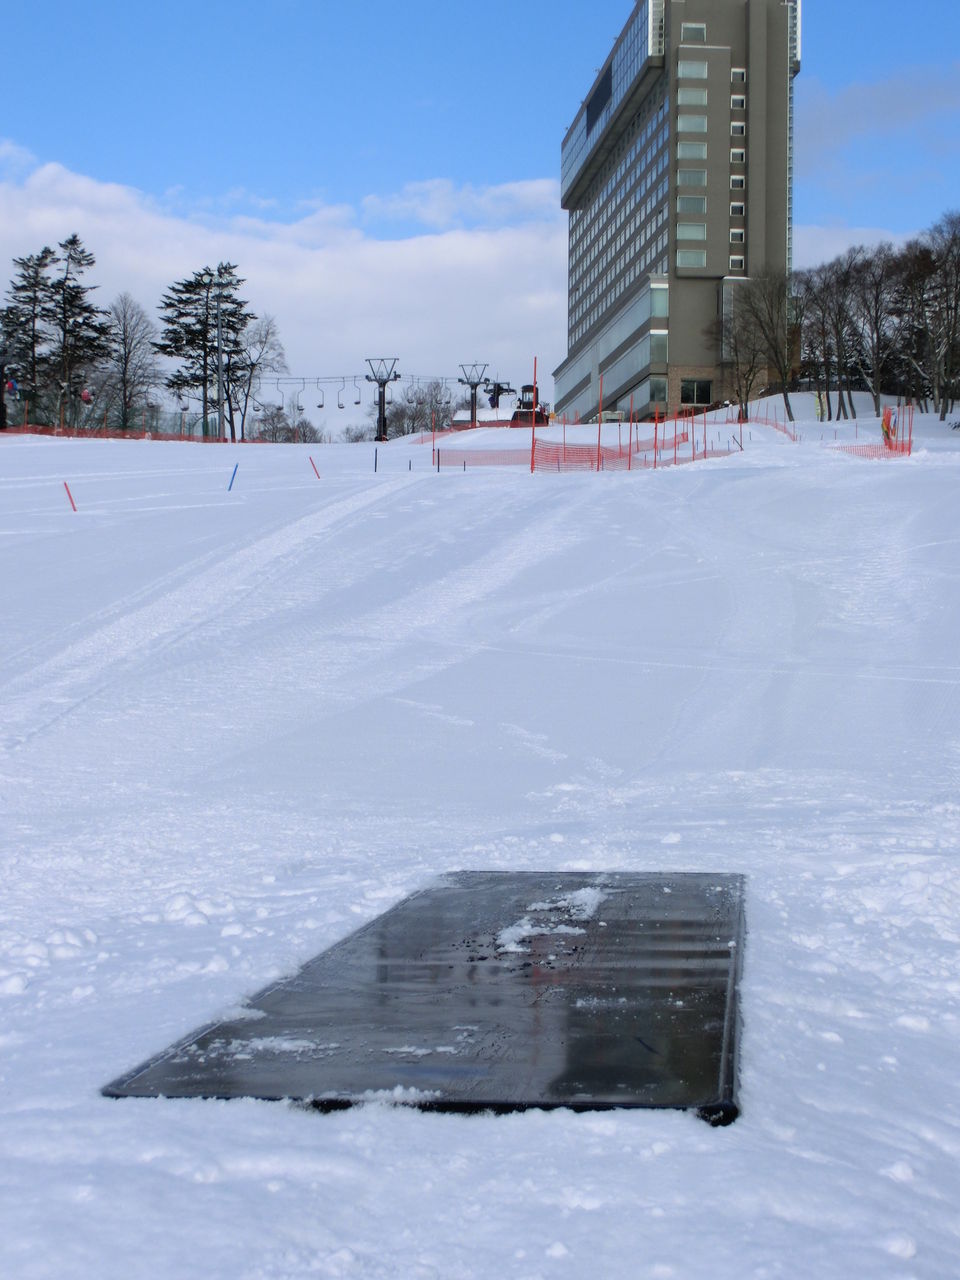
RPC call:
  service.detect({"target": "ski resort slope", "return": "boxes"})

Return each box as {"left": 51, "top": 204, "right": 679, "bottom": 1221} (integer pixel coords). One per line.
{"left": 1, "top": 416, "right": 959, "bottom": 1280}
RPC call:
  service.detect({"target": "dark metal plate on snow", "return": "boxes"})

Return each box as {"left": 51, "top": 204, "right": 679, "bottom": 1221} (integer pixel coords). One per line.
{"left": 103, "top": 871, "right": 745, "bottom": 1122}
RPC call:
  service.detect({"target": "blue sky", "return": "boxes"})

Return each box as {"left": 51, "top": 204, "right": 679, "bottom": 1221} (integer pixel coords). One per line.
{"left": 1, "top": 1, "right": 957, "bottom": 392}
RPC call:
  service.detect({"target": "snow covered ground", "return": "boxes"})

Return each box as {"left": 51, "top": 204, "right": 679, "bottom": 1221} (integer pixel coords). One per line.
{"left": 1, "top": 400, "right": 959, "bottom": 1279}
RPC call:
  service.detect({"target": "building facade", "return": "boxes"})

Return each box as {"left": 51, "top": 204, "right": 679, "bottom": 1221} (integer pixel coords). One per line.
{"left": 554, "top": 0, "right": 801, "bottom": 421}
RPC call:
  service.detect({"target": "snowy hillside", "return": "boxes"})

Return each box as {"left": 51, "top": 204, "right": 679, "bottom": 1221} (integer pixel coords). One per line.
{"left": 1, "top": 408, "right": 959, "bottom": 1279}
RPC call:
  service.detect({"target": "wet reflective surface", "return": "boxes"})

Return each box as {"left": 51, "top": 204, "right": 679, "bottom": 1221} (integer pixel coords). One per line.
{"left": 104, "top": 871, "right": 746, "bottom": 1122}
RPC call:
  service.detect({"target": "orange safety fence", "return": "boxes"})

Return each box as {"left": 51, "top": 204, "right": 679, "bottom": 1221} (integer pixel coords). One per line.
{"left": 1, "top": 422, "right": 227, "bottom": 443}
{"left": 435, "top": 446, "right": 531, "bottom": 468}
{"left": 527, "top": 427, "right": 736, "bottom": 475}
{"left": 425, "top": 416, "right": 743, "bottom": 475}
{"left": 724, "top": 404, "right": 798, "bottom": 441}
{"left": 828, "top": 404, "right": 914, "bottom": 459}
{"left": 416, "top": 419, "right": 518, "bottom": 445}
{"left": 830, "top": 439, "right": 913, "bottom": 459}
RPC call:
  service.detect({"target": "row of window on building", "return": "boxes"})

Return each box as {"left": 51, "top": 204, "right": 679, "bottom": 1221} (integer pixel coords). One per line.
{"left": 567, "top": 85, "right": 673, "bottom": 346}
{"left": 675, "top": 49, "right": 747, "bottom": 274}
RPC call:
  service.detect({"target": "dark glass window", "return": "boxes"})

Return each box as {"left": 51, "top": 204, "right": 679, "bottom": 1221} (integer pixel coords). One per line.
{"left": 587, "top": 65, "right": 613, "bottom": 133}
{"left": 681, "top": 379, "right": 712, "bottom": 405}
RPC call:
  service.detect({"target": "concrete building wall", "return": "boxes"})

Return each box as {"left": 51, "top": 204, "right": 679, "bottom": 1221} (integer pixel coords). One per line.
{"left": 554, "top": 0, "right": 799, "bottom": 421}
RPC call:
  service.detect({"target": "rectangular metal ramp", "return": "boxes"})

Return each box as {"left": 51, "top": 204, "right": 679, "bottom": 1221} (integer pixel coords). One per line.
{"left": 104, "top": 871, "right": 745, "bottom": 1123}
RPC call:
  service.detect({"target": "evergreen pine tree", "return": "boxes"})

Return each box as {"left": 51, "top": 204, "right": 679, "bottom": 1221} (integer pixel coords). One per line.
{"left": 155, "top": 264, "right": 255, "bottom": 439}
{"left": 2, "top": 237, "right": 110, "bottom": 426}
{"left": 2, "top": 246, "right": 57, "bottom": 419}
{"left": 45, "top": 235, "right": 112, "bottom": 426}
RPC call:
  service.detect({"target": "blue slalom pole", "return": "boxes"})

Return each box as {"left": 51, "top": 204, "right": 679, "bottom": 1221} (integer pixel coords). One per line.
{"left": 227, "top": 463, "right": 238, "bottom": 492}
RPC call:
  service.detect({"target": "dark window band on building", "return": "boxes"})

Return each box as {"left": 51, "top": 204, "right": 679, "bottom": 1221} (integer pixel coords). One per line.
{"left": 587, "top": 64, "right": 613, "bottom": 134}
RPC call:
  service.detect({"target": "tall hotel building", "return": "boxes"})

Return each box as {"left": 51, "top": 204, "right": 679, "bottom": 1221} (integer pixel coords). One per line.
{"left": 554, "top": 0, "right": 801, "bottom": 420}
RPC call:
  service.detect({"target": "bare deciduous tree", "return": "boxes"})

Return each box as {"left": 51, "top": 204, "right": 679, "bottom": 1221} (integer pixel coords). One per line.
{"left": 847, "top": 244, "right": 898, "bottom": 418}
{"left": 368, "top": 378, "right": 455, "bottom": 438}
{"left": 232, "top": 315, "right": 287, "bottom": 441}
{"left": 739, "top": 269, "right": 800, "bottom": 422}
{"left": 797, "top": 265, "right": 835, "bottom": 419}
{"left": 717, "top": 283, "right": 766, "bottom": 421}
{"left": 101, "top": 293, "right": 160, "bottom": 429}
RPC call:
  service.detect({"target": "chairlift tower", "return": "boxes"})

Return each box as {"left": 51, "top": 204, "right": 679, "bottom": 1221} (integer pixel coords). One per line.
{"left": 365, "top": 358, "right": 401, "bottom": 442}
{"left": 458, "top": 363, "right": 488, "bottom": 429}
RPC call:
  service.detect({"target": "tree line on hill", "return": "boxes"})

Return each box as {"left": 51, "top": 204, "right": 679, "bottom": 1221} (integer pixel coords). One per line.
{"left": 721, "top": 209, "right": 959, "bottom": 423}
{"left": 1, "top": 207, "right": 956, "bottom": 437}
{"left": 0, "top": 234, "right": 462, "bottom": 442}
{"left": 0, "top": 238, "right": 288, "bottom": 439}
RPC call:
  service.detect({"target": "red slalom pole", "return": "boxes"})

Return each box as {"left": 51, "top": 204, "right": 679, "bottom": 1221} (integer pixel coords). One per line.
{"left": 64, "top": 481, "right": 77, "bottom": 512}
{"left": 309, "top": 455, "right": 320, "bottom": 479}
{"left": 628, "top": 394, "right": 634, "bottom": 471}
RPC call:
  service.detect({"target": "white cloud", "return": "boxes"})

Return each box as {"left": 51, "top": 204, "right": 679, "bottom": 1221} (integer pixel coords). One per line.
{"left": 361, "top": 178, "right": 563, "bottom": 231}
{"left": 0, "top": 140, "right": 36, "bottom": 176}
{"left": 794, "top": 63, "right": 960, "bottom": 180}
{"left": 0, "top": 154, "right": 568, "bottom": 401}
{"left": 793, "top": 223, "right": 916, "bottom": 270}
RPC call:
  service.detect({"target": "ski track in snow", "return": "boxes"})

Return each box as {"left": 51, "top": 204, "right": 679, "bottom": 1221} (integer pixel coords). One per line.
{"left": 0, "top": 476, "right": 419, "bottom": 751}
{"left": 1, "top": 416, "right": 960, "bottom": 1280}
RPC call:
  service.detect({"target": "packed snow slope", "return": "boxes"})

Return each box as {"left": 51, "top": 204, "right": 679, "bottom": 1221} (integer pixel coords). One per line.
{"left": 1, "top": 408, "right": 959, "bottom": 1279}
